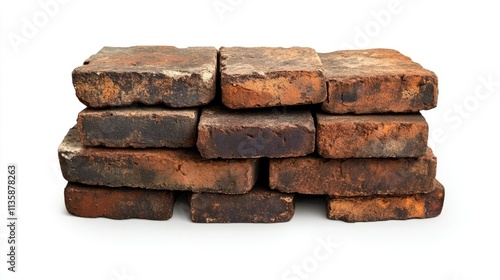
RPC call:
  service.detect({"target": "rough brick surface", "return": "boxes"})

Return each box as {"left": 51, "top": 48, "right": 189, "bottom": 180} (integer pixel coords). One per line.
{"left": 59, "top": 127, "right": 259, "bottom": 194}
{"left": 269, "top": 148, "right": 436, "bottom": 196}
{"left": 197, "top": 106, "right": 315, "bottom": 159}
{"left": 64, "top": 182, "right": 174, "bottom": 220}
{"left": 319, "top": 49, "right": 438, "bottom": 114}
{"left": 326, "top": 180, "right": 445, "bottom": 222}
{"left": 73, "top": 46, "right": 217, "bottom": 108}
{"left": 316, "top": 113, "right": 428, "bottom": 158}
{"left": 189, "top": 185, "right": 294, "bottom": 223}
{"left": 77, "top": 107, "right": 198, "bottom": 148}
{"left": 220, "top": 47, "right": 326, "bottom": 108}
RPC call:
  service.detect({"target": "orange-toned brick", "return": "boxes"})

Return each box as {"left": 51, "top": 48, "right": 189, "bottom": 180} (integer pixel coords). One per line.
{"left": 73, "top": 46, "right": 217, "bottom": 108}
{"left": 326, "top": 180, "right": 445, "bottom": 222}
{"left": 59, "top": 127, "right": 259, "bottom": 194}
{"left": 220, "top": 47, "right": 326, "bottom": 108}
{"left": 269, "top": 148, "right": 436, "bottom": 196}
{"left": 316, "top": 113, "right": 428, "bottom": 158}
{"left": 319, "top": 49, "right": 438, "bottom": 114}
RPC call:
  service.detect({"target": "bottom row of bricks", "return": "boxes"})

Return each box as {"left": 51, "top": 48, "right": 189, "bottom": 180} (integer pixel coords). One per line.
{"left": 64, "top": 180, "right": 444, "bottom": 223}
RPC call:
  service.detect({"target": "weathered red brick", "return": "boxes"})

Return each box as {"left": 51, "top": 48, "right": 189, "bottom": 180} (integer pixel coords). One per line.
{"left": 319, "top": 49, "right": 438, "bottom": 114}
{"left": 64, "top": 182, "right": 174, "bottom": 220}
{"left": 269, "top": 148, "right": 436, "bottom": 196}
{"left": 326, "top": 179, "right": 445, "bottom": 222}
{"left": 73, "top": 46, "right": 217, "bottom": 108}
{"left": 220, "top": 47, "right": 326, "bottom": 108}
{"left": 197, "top": 106, "right": 315, "bottom": 159}
{"left": 189, "top": 185, "right": 294, "bottom": 223}
{"left": 59, "top": 127, "right": 259, "bottom": 194}
{"left": 316, "top": 113, "right": 428, "bottom": 158}
{"left": 77, "top": 107, "right": 198, "bottom": 148}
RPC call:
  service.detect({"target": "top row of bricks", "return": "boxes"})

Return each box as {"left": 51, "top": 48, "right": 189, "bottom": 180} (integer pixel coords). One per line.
{"left": 72, "top": 46, "right": 438, "bottom": 113}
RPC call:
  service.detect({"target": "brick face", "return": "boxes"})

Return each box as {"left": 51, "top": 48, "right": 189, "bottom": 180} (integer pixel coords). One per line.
{"left": 220, "top": 47, "right": 326, "bottom": 108}
{"left": 77, "top": 107, "right": 198, "bottom": 148}
{"left": 197, "top": 106, "right": 315, "bottom": 159}
{"left": 316, "top": 113, "right": 428, "bottom": 158}
{"left": 61, "top": 46, "right": 444, "bottom": 223}
{"left": 319, "top": 49, "right": 438, "bottom": 114}
{"left": 64, "top": 183, "right": 175, "bottom": 220}
{"left": 59, "top": 127, "right": 259, "bottom": 194}
{"left": 269, "top": 148, "right": 436, "bottom": 196}
{"left": 72, "top": 46, "right": 217, "bottom": 108}
{"left": 326, "top": 180, "right": 445, "bottom": 222}
{"left": 189, "top": 185, "right": 295, "bottom": 223}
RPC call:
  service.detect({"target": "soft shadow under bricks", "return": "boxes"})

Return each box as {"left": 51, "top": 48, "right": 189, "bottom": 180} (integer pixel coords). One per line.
{"left": 59, "top": 45, "right": 445, "bottom": 223}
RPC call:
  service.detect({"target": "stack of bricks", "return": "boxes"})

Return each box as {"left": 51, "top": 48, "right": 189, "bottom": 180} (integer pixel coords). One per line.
{"left": 58, "top": 46, "right": 445, "bottom": 223}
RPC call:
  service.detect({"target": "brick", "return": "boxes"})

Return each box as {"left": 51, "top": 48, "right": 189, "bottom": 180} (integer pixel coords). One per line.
{"left": 59, "top": 127, "right": 259, "bottom": 194}
{"left": 72, "top": 46, "right": 217, "bottom": 108}
{"left": 316, "top": 113, "right": 428, "bottom": 158}
{"left": 189, "top": 185, "right": 294, "bottom": 223}
{"left": 319, "top": 49, "right": 438, "bottom": 114}
{"left": 197, "top": 106, "right": 315, "bottom": 159}
{"left": 269, "top": 148, "right": 436, "bottom": 196}
{"left": 77, "top": 107, "right": 198, "bottom": 148}
{"left": 64, "top": 182, "right": 174, "bottom": 220}
{"left": 220, "top": 47, "right": 326, "bottom": 108}
{"left": 326, "top": 180, "right": 445, "bottom": 222}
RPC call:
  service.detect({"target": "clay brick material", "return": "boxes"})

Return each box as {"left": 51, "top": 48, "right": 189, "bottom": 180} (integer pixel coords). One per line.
{"left": 64, "top": 182, "right": 174, "bottom": 220}
{"left": 73, "top": 46, "right": 217, "bottom": 108}
{"left": 59, "top": 127, "right": 259, "bottom": 194}
{"left": 220, "top": 47, "right": 326, "bottom": 108}
{"left": 326, "top": 180, "right": 445, "bottom": 222}
{"left": 77, "top": 107, "right": 198, "bottom": 148}
{"left": 197, "top": 107, "right": 315, "bottom": 159}
{"left": 269, "top": 148, "right": 436, "bottom": 196}
{"left": 316, "top": 113, "right": 428, "bottom": 158}
{"left": 319, "top": 49, "right": 438, "bottom": 114}
{"left": 189, "top": 185, "right": 294, "bottom": 223}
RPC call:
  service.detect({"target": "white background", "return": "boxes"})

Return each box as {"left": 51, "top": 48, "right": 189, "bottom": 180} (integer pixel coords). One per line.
{"left": 1, "top": 1, "right": 499, "bottom": 279}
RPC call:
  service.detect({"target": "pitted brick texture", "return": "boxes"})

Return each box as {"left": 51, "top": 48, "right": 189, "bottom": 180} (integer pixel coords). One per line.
{"left": 190, "top": 185, "right": 295, "bottom": 223}
{"left": 59, "top": 127, "right": 259, "bottom": 194}
{"left": 326, "top": 180, "right": 445, "bottom": 222}
{"left": 269, "top": 148, "right": 436, "bottom": 196}
{"left": 316, "top": 113, "right": 428, "bottom": 158}
{"left": 197, "top": 106, "right": 315, "bottom": 159}
{"left": 64, "top": 182, "right": 174, "bottom": 220}
{"left": 319, "top": 49, "right": 438, "bottom": 114}
{"left": 73, "top": 46, "right": 217, "bottom": 108}
{"left": 77, "top": 107, "right": 198, "bottom": 148}
{"left": 220, "top": 47, "right": 326, "bottom": 108}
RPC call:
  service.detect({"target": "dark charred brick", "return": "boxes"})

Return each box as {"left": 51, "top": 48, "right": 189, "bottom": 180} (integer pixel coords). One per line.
{"left": 220, "top": 47, "right": 326, "bottom": 108}
{"left": 197, "top": 106, "right": 315, "bottom": 159}
{"left": 319, "top": 49, "right": 438, "bottom": 114}
{"left": 64, "top": 182, "right": 174, "bottom": 220}
{"left": 269, "top": 148, "right": 436, "bottom": 196}
{"left": 326, "top": 180, "right": 445, "bottom": 222}
{"left": 77, "top": 107, "right": 198, "bottom": 148}
{"left": 59, "top": 127, "right": 259, "bottom": 194}
{"left": 316, "top": 113, "right": 428, "bottom": 158}
{"left": 72, "top": 46, "right": 217, "bottom": 108}
{"left": 189, "top": 185, "right": 294, "bottom": 223}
